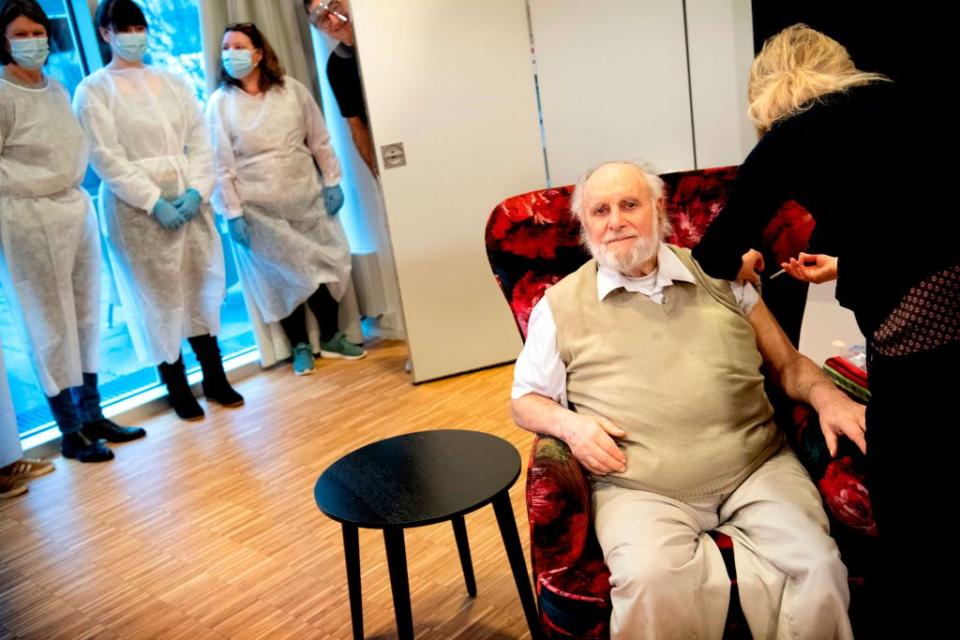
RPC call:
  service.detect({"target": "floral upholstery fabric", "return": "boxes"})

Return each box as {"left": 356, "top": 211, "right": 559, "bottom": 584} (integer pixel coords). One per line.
{"left": 486, "top": 166, "right": 875, "bottom": 638}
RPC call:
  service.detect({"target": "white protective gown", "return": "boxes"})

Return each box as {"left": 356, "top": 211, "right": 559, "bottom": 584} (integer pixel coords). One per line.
{"left": 73, "top": 67, "right": 225, "bottom": 366}
{"left": 0, "top": 76, "right": 101, "bottom": 396}
{"left": 206, "top": 77, "right": 351, "bottom": 324}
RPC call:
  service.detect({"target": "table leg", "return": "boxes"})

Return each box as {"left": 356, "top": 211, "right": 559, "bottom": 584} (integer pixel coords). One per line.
{"left": 384, "top": 526, "right": 414, "bottom": 639}
{"left": 452, "top": 515, "right": 477, "bottom": 596}
{"left": 492, "top": 491, "right": 543, "bottom": 640}
{"left": 342, "top": 523, "right": 364, "bottom": 640}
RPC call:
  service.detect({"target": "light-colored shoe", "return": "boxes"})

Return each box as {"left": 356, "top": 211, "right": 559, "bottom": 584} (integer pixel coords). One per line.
{"left": 319, "top": 332, "right": 367, "bottom": 360}
{"left": 1, "top": 457, "right": 55, "bottom": 480}
{"left": 1, "top": 475, "right": 28, "bottom": 499}
{"left": 292, "top": 342, "right": 316, "bottom": 375}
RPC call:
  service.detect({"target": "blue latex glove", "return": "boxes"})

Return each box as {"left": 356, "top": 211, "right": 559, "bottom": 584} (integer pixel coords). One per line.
{"left": 322, "top": 184, "right": 344, "bottom": 216}
{"left": 152, "top": 198, "right": 184, "bottom": 230}
{"left": 172, "top": 188, "right": 202, "bottom": 221}
{"left": 228, "top": 217, "right": 250, "bottom": 248}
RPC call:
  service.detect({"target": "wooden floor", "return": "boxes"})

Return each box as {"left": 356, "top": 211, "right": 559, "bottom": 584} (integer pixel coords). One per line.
{"left": 0, "top": 341, "right": 535, "bottom": 639}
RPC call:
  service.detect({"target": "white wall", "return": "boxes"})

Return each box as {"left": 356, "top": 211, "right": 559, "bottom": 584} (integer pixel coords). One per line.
{"left": 352, "top": 0, "right": 546, "bottom": 382}
{"left": 528, "top": 0, "right": 695, "bottom": 185}
{"left": 799, "top": 281, "right": 865, "bottom": 366}
{"left": 686, "top": 0, "right": 756, "bottom": 168}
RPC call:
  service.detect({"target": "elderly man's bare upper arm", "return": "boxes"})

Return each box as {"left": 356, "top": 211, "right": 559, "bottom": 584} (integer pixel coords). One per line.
{"left": 746, "top": 296, "right": 803, "bottom": 382}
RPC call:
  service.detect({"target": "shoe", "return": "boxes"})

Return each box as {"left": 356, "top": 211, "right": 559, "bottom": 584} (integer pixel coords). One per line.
{"left": 83, "top": 418, "right": 146, "bottom": 443}
{"left": 202, "top": 381, "right": 244, "bottom": 407}
{"left": 292, "top": 342, "right": 316, "bottom": 376}
{"left": 319, "top": 332, "right": 366, "bottom": 360}
{"left": 158, "top": 357, "right": 204, "bottom": 421}
{"left": 1, "top": 475, "right": 27, "bottom": 499}
{"left": 60, "top": 432, "right": 114, "bottom": 463}
{"left": 188, "top": 335, "right": 245, "bottom": 408}
{"left": 0, "top": 458, "right": 55, "bottom": 480}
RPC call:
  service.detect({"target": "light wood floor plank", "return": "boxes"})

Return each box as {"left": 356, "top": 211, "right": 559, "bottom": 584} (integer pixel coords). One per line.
{"left": 1, "top": 341, "right": 534, "bottom": 639}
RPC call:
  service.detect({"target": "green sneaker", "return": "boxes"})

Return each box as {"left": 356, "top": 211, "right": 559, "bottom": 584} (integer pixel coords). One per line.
{"left": 319, "top": 332, "right": 366, "bottom": 360}
{"left": 292, "top": 342, "right": 316, "bottom": 375}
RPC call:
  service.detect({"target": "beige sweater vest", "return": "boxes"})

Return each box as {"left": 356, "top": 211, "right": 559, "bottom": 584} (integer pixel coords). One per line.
{"left": 546, "top": 245, "right": 782, "bottom": 499}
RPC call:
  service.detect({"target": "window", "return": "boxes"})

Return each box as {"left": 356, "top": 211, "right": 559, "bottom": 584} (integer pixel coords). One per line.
{"left": 1, "top": 0, "right": 255, "bottom": 440}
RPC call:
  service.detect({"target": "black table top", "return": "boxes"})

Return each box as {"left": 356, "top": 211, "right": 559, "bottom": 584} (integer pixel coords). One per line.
{"left": 314, "top": 430, "right": 521, "bottom": 528}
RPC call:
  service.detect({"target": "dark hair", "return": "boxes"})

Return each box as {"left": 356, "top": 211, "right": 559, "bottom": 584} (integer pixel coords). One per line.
{"left": 0, "top": 0, "right": 51, "bottom": 65}
{"left": 219, "top": 22, "right": 285, "bottom": 93}
{"left": 95, "top": 0, "right": 147, "bottom": 36}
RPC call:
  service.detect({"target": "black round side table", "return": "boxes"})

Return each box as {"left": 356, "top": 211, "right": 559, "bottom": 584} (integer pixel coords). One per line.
{"left": 314, "top": 429, "right": 541, "bottom": 639}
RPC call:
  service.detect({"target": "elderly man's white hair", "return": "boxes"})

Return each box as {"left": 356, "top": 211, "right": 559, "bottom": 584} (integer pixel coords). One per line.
{"left": 569, "top": 159, "right": 672, "bottom": 239}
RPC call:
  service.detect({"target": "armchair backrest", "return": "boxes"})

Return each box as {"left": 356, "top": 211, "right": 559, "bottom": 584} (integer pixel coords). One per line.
{"left": 485, "top": 166, "right": 815, "bottom": 341}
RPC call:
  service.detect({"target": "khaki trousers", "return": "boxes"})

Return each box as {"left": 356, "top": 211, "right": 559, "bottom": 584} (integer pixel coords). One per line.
{"left": 593, "top": 447, "right": 852, "bottom": 640}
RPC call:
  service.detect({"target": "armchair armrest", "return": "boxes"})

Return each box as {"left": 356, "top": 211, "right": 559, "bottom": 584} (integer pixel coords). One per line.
{"left": 526, "top": 435, "right": 595, "bottom": 576}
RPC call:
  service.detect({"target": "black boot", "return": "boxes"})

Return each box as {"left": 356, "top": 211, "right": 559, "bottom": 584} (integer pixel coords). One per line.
{"left": 61, "top": 431, "right": 114, "bottom": 463}
{"left": 72, "top": 372, "right": 146, "bottom": 442}
{"left": 158, "top": 356, "right": 204, "bottom": 421}
{"left": 48, "top": 390, "right": 113, "bottom": 463}
{"left": 188, "top": 335, "right": 244, "bottom": 408}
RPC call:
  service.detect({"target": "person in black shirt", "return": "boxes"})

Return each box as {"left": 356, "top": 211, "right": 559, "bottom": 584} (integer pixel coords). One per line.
{"left": 303, "top": 0, "right": 377, "bottom": 176}
{"left": 692, "top": 24, "right": 958, "bottom": 635}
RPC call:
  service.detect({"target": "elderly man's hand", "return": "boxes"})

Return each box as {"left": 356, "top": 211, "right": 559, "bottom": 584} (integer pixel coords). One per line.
{"left": 814, "top": 383, "right": 867, "bottom": 457}
{"left": 560, "top": 412, "right": 627, "bottom": 475}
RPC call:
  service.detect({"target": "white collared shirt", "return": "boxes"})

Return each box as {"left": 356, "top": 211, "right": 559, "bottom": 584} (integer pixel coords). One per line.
{"left": 511, "top": 243, "right": 759, "bottom": 406}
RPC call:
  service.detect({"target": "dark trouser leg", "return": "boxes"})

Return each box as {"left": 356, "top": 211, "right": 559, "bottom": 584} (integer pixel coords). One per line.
{"left": 157, "top": 354, "right": 204, "bottom": 420}
{"left": 279, "top": 304, "right": 309, "bottom": 346}
{"left": 73, "top": 372, "right": 145, "bottom": 442}
{"left": 187, "top": 334, "right": 244, "bottom": 407}
{"left": 50, "top": 388, "right": 113, "bottom": 462}
{"left": 47, "top": 389, "right": 82, "bottom": 436}
{"left": 306, "top": 285, "right": 339, "bottom": 343}
{"left": 71, "top": 372, "right": 104, "bottom": 422}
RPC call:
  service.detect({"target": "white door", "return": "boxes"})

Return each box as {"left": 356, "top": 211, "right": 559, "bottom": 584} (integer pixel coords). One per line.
{"left": 352, "top": 1, "right": 546, "bottom": 382}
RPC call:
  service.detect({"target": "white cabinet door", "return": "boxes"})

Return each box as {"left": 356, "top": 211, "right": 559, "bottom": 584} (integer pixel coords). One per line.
{"left": 352, "top": 1, "right": 546, "bottom": 382}
{"left": 528, "top": 0, "right": 695, "bottom": 185}
{"left": 686, "top": 0, "right": 756, "bottom": 168}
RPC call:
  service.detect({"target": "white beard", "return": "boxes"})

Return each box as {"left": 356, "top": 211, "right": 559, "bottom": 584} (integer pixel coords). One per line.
{"left": 585, "top": 219, "right": 660, "bottom": 275}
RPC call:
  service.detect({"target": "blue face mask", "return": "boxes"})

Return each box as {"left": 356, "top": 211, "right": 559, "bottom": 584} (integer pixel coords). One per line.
{"left": 111, "top": 31, "right": 148, "bottom": 63}
{"left": 9, "top": 37, "right": 49, "bottom": 70}
{"left": 222, "top": 49, "right": 256, "bottom": 80}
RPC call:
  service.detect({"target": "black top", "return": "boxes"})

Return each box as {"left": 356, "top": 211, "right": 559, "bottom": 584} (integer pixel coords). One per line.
{"left": 326, "top": 44, "right": 367, "bottom": 124}
{"left": 314, "top": 430, "right": 521, "bottom": 528}
{"left": 692, "top": 82, "right": 959, "bottom": 336}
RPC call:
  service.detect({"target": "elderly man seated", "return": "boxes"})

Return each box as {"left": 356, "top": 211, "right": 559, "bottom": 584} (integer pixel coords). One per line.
{"left": 511, "top": 161, "right": 866, "bottom": 640}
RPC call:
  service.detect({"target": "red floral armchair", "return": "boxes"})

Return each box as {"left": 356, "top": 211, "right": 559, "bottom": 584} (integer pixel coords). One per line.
{"left": 485, "top": 166, "right": 876, "bottom": 639}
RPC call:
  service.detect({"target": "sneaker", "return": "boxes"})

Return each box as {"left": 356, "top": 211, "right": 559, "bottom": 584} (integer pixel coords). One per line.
{"left": 0, "top": 458, "right": 55, "bottom": 480}
{"left": 319, "top": 332, "right": 366, "bottom": 360}
{"left": 1, "top": 475, "right": 27, "bottom": 499}
{"left": 292, "top": 342, "right": 316, "bottom": 375}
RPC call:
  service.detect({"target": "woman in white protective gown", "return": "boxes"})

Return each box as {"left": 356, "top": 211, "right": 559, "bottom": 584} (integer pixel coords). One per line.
{"left": 74, "top": 0, "right": 243, "bottom": 420}
{"left": 1, "top": 0, "right": 143, "bottom": 461}
{"left": 206, "top": 22, "right": 365, "bottom": 377}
